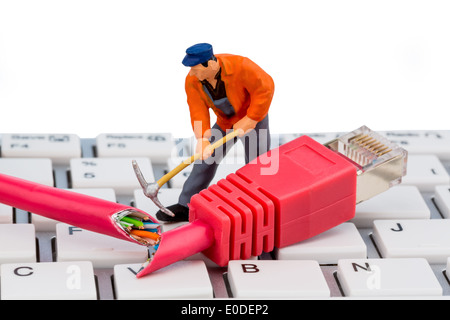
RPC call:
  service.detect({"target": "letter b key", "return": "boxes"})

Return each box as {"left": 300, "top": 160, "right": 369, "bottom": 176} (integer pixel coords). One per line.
{"left": 227, "top": 260, "right": 330, "bottom": 298}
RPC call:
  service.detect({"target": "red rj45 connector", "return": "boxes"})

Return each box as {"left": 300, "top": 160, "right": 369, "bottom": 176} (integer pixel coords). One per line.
{"left": 0, "top": 126, "right": 407, "bottom": 278}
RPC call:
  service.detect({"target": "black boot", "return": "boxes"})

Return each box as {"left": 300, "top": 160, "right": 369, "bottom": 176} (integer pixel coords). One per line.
{"left": 156, "top": 203, "right": 189, "bottom": 222}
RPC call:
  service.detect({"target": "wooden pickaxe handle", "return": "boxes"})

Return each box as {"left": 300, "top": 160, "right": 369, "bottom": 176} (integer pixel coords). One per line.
{"left": 156, "top": 130, "right": 240, "bottom": 188}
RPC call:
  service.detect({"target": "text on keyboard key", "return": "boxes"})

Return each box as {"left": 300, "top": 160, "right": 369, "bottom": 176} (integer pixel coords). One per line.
{"left": 381, "top": 130, "right": 450, "bottom": 161}
{"left": 1, "top": 134, "right": 81, "bottom": 165}
{"left": 0, "top": 224, "right": 36, "bottom": 264}
{"left": 372, "top": 219, "right": 450, "bottom": 264}
{"left": 0, "top": 261, "right": 97, "bottom": 300}
{"left": 96, "top": 133, "right": 175, "bottom": 164}
{"left": 227, "top": 260, "right": 330, "bottom": 298}
{"left": 55, "top": 223, "right": 148, "bottom": 268}
{"left": 274, "top": 223, "right": 367, "bottom": 264}
{"left": 69, "top": 157, "right": 154, "bottom": 195}
{"left": 337, "top": 258, "right": 442, "bottom": 297}
{"left": 113, "top": 261, "right": 213, "bottom": 299}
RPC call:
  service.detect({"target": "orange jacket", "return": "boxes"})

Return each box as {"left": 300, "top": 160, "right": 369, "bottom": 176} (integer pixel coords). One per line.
{"left": 185, "top": 54, "right": 275, "bottom": 139}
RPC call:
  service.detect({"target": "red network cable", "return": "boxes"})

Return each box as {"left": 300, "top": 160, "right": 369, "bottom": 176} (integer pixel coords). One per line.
{"left": 0, "top": 126, "right": 407, "bottom": 278}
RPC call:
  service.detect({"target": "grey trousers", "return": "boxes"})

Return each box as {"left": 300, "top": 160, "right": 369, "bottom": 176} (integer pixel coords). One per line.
{"left": 178, "top": 116, "right": 270, "bottom": 207}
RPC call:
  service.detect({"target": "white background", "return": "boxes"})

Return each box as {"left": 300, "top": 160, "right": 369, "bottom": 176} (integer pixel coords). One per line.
{"left": 0, "top": 0, "right": 449, "bottom": 138}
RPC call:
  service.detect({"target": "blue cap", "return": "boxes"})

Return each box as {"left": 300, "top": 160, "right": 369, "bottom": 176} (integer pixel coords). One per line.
{"left": 182, "top": 43, "right": 214, "bottom": 67}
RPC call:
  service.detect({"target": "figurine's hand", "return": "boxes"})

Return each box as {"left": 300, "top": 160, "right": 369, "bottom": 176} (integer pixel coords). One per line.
{"left": 196, "top": 138, "right": 213, "bottom": 160}
{"left": 233, "top": 116, "right": 258, "bottom": 137}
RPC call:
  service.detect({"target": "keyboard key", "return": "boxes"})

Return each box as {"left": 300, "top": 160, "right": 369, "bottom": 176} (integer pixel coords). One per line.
{"left": 55, "top": 223, "right": 148, "bottom": 268}
{"left": 1, "top": 134, "right": 81, "bottom": 165}
{"left": 281, "top": 132, "right": 341, "bottom": 145}
{"left": 372, "top": 219, "right": 450, "bottom": 264}
{"left": 31, "top": 188, "right": 116, "bottom": 231}
{"left": 401, "top": 155, "right": 449, "bottom": 192}
{"left": 447, "top": 258, "right": 450, "bottom": 280}
{"left": 227, "top": 260, "right": 330, "bottom": 298}
{"left": 167, "top": 156, "right": 246, "bottom": 188}
{"left": 353, "top": 186, "right": 430, "bottom": 227}
{"left": 69, "top": 157, "right": 153, "bottom": 195}
{"left": 0, "top": 158, "right": 54, "bottom": 186}
{"left": 113, "top": 260, "right": 213, "bottom": 299}
{"left": 337, "top": 258, "right": 442, "bottom": 297}
{"left": 434, "top": 185, "right": 450, "bottom": 219}
{"left": 187, "top": 252, "right": 258, "bottom": 269}
{"left": 96, "top": 133, "right": 175, "bottom": 164}
{"left": 274, "top": 223, "right": 366, "bottom": 264}
{"left": 0, "top": 261, "right": 97, "bottom": 300}
{"left": 0, "top": 224, "right": 36, "bottom": 264}
{"left": 133, "top": 187, "right": 186, "bottom": 231}
{"left": 66, "top": 187, "right": 117, "bottom": 201}
{"left": 0, "top": 203, "right": 13, "bottom": 224}
{"left": 381, "top": 130, "right": 450, "bottom": 161}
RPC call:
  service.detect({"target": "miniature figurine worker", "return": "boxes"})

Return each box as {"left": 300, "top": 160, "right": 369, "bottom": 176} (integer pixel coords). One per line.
{"left": 156, "top": 43, "right": 275, "bottom": 222}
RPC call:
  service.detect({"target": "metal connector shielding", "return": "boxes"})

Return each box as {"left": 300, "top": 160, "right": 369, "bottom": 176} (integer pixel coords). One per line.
{"left": 324, "top": 125, "right": 408, "bottom": 204}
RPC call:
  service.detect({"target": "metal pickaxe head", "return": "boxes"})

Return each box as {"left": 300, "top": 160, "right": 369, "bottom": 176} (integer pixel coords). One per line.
{"left": 132, "top": 160, "right": 175, "bottom": 217}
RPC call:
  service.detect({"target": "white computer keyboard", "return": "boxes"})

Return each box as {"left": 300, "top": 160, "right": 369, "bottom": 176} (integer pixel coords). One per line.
{"left": 1, "top": 130, "right": 450, "bottom": 300}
